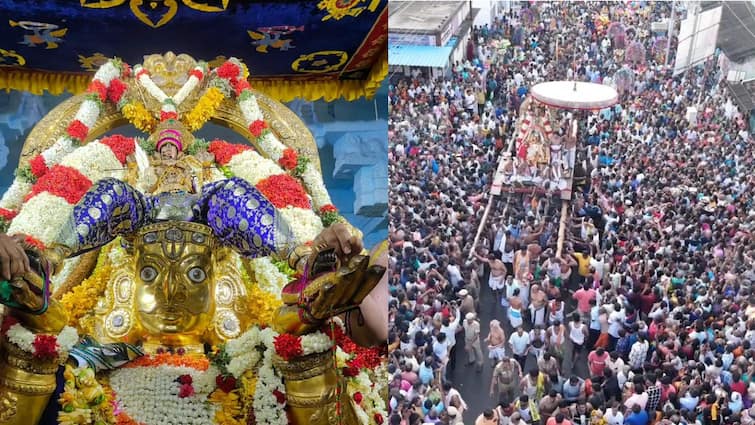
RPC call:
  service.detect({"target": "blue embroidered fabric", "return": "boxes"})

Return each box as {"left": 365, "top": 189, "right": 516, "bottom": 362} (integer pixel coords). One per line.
{"left": 58, "top": 177, "right": 292, "bottom": 258}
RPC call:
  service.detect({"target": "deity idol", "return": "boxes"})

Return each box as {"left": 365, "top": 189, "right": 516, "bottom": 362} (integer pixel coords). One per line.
{"left": 0, "top": 53, "right": 388, "bottom": 425}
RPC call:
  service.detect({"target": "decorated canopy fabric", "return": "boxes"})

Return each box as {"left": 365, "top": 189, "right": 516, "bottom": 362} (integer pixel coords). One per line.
{"left": 0, "top": 0, "right": 388, "bottom": 101}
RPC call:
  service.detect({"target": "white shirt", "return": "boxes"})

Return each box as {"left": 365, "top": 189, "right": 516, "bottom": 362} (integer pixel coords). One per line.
{"left": 604, "top": 409, "right": 624, "bottom": 425}
{"left": 509, "top": 332, "right": 531, "bottom": 355}
{"left": 608, "top": 310, "right": 625, "bottom": 338}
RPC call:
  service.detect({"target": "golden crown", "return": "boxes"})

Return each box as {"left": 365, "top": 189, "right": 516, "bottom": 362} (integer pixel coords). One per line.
{"left": 133, "top": 221, "right": 216, "bottom": 255}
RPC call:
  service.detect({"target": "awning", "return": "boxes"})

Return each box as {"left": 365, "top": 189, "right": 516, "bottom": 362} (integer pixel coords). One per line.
{"left": 388, "top": 44, "right": 453, "bottom": 68}
{"left": 0, "top": 0, "right": 388, "bottom": 102}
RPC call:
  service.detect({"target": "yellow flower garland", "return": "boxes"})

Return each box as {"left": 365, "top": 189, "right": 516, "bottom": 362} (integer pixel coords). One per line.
{"left": 184, "top": 86, "right": 225, "bottom": 132}
{"left": 239, "top": 263, "right": 283, "bottom": 327}
{"left": 122, "top": 101, "right": 157, "bottom": 133}
{"left": 58, "top": 364, "right": 113, "bottom": 425}
{"left": 59, "top": 245, "right": 114, "bottom": 329}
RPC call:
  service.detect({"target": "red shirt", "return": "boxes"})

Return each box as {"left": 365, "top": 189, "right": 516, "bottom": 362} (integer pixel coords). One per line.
{"left": 588, "top": 351, "right": 609, "bottom": 377}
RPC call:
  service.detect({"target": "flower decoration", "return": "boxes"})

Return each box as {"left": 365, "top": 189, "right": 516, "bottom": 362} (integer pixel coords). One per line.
{"left": 185, "top": 86, "right": 225, "bottom": 132}
{"left": 248, "top": 119, "right": 269, "bottom": 139}
{"left": 273, "top": 334, "right": 303, "bottom": 361}
{"left": 87, "top": 80, "right": 108, "bottom": 102}
{"left": 319, "top": 204, "right": 342, "bottom": 227}
{"left": 215, "top": 374, "right": 238, "bottom": 393}
{"left": 29, "top": 155, "right": 49, "bottom": 179}
{"left": 25, "top": 165, "right": 92, "bottom": 204}
{"left": 217, "top": 61, "right": 241, "bottom": 79}
{"left": 2, "top": 319, "right": 79, "bottom": 360}
{"left": 67, "top": 119, "right": 89, "bottom": 143}
{"left": 208, "top": 140, "right": 253, "bottom": 166}
{"left": 278, "top": 148, "right": 298, "bottom": 170}
{"left": 122, "top": 101, "right": 157, "bottom": 133}
{"left": 108, "top": 78, "right": 128, "bottom": 104}
{"left": 99, "top": 135, "right": 136, "bottom": 164}
{"left": 255, "top": 174, "right": 311, "bottom": 210}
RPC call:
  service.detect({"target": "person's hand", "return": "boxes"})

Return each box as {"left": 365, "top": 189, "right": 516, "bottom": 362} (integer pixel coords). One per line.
{"left": 0, "top": 233, "right": 30, "bottom": 281}
{"left": 311, "top": 222, "right": 363, "bottom": 264}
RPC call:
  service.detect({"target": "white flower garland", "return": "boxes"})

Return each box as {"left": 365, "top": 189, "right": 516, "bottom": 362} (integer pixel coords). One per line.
{"left": 93, "top": 61, "right": 121, "bottom": 86}
{"left": 8, "top": 192, "right": 73, "bottom": 246}
{"left": 333, "top": 346, "right": 389, "bottom": 425}
{"left": 73, "top": 99, "right": 100, "bottom": 129}
{"left": 254, "top": 351, "right": 287, "bottom": 425}
{"left": 0, "top": 178, "right": 32, "bottom": 211}
{"left": 236, "top": 89, "right": 334, "bottom": 209}
{"left": 135, "top": 66, "right": 169, "bottom": 103}
{"left": 247, "top": 257, "right": 289, "bottom": 296}
{"left": 4, "top": 323, "right": 78, "bottom": 358}
{"left": 50, "top": 256, "right": 81, "bottom": 294}
{"left": 59, "top": 141, "right": 126, "bottom": 183}
{"left": 173, "top": 65, "right": 205, "bottom": 106}
{"left": 40, "top": 136, "right": 75, "bottom": 166}
{"left": 110, "top": 364, "right": 218, "bottom": 425}
{"left": 279, "top": 206, "right": 324, "bottom": 245}
{"left": 226, "top": 149, "right": 285, "bottom": 186}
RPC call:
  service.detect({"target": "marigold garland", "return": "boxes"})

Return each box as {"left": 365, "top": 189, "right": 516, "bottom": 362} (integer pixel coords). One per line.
{"left": 122, "top": 101, "right": 157, "bottom": 133}
{"left": 185, "top": 86, "right": 225, "bottom": 132}
{"left": 255, "top": 174, "right": 311, "bottom": 210}
{"left": 241, "top": 269, "right": 282, "bottom": 327}
{"left": 123, "top": 352, "right": 210, "bottom": 371}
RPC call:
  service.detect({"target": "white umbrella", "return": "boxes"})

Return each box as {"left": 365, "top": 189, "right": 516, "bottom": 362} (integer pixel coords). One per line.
{"left": 529, "top": 81, "right": 619, "bottom": 110}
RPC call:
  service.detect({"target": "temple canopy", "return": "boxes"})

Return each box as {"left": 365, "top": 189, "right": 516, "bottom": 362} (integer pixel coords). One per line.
{"left": 0, "top": 0, "right": 388, "bottom": 101}
{"left": 530, "top": 81, "right": 619, "bottom": 111}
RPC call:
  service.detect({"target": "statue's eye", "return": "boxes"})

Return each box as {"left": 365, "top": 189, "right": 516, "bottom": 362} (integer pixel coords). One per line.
{"left": 140, "top": 266, "right": 158, "bottom": 282}
{"left": 187, "top": 267, "right": 206, "bottom": 283}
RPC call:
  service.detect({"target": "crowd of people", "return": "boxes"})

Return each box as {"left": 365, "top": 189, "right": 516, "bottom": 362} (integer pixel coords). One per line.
{"left": 387, "top": 2, "right": 755, "bottom": 425}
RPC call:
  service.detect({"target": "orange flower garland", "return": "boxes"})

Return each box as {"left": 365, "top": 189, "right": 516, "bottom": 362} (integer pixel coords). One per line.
{"left": 122, "top": 352, "right": 210, "bottom": 371}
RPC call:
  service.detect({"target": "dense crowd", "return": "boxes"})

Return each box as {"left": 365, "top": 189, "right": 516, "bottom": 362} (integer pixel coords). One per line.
{"left": 387, "top": 2, "right": 755, "bottom": 425}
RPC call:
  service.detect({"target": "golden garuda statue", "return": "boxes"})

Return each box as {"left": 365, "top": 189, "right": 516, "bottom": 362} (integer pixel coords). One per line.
{"left": 0, "top": 52, "right": 388, "bottom": 425}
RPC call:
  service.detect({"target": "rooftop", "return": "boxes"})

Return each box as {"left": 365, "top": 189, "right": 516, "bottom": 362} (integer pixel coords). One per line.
{"left": 389, "top": 1, "right": 465, "bottom": 34}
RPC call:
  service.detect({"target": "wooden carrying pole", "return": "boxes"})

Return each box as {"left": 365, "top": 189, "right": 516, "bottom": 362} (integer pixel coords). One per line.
{"left": 555, "top": 199, "right": 569, "bottom": 257}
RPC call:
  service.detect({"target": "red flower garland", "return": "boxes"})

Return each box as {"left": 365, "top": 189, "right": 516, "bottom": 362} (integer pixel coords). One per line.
{"left": 248, "top": 120, "right": 268, "bottom": 138}
{"left": 319, "top": 204, "right": 338, "bottom": 214}
{"left": 207, "top": 140, "right": 252, "bottom": 166}
{"left": 29, "top": 155, "right": 49, "bottom": 178}
{"left": 107, "top": 79, "right": 128, "bottom": 104}
{"left": 325, "top": 323, "right": 385, "bottom": 371}
{"left": 32, "top": 334, "right": 59, "bottom": 359}
{"left": 1, "top": 315, "right": 19, "bottom": 335}
{"left": 278, "top": 148, "right": 298, "bottom": 170}
{"left": 87, "top": 80, "right": 108, "bottom": 102}
{"left": 135, "top": 68, "right": 150, "bottom": 79}
{"left": 353, "top": 392, "right": 363, "bottom": 404}
{"left": 216, "top": 62, "right": 240, "bottom": 79}
{"left": 232, "top": 78, "right": 251, "bottom": 97}
{"left": 273, "top": 333, "right": 303, "bottom": 361}
{"left": 374, "top": 413, "right": 384, "bottom": 424}
{"left": 66, "top": 120, "right": 89, "bottom": 142}
{"left": 0, "top": 208, "right": 17, "bottom": 221}
{"left": 215, "top": 375, "right": 237, "bottom": 393}
{"left": 178, "top": 374, "right": 193, "bottom": 385}
{"left": 189, "top": 69, "right": 204, "bottom": 81}
{"left": 160, "top": 111, "right": 178, "bottom": 122}
{"left": 25, "top": 165, "right": 93, "bottom": 205}
{"left": 100, "top": 135, "right": 136, "bottom": 165}
{"left": 121, "top": 62, "right": 131, "bottom": 78}
{"left": 23, "top": 235, "right": 46, "bottom": 251}
{"left": 255, "top": 174, "right": 311, "bottom": 210}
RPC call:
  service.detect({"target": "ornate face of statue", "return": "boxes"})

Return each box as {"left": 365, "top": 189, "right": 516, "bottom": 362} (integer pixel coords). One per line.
{"left": 159, "top": 143, "right": 179, "bottom": 161}
{"left": 133, "top": 223, "right": 215, "bottom": 336}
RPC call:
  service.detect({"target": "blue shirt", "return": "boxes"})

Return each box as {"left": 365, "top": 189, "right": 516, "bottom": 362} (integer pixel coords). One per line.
{"left": 626, "top": 410, "right": 649, "bottom": 425}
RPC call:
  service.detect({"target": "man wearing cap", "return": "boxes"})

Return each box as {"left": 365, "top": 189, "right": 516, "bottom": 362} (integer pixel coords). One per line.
{"left": 464, "top": 312, "right": 484, "bottom": 372}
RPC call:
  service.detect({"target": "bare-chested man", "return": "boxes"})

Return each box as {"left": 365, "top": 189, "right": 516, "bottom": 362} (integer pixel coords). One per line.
{"left": 529, "top": 283, "right": 548, "bottom": 327}
{"left": 475, "top": 252, "right": 507, "bottom": 305}
{"left": 485, "top": 319, "right": 507, "bottom": 367}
